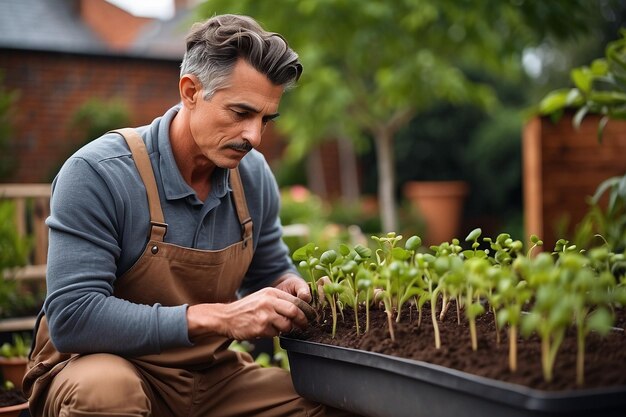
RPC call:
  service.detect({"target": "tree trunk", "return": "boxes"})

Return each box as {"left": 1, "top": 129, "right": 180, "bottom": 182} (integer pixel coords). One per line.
{"left": 338, "top": 136, "right": 360, "bottom": 203}
{"left": 306, "top": 147, "right": 327, "bottom": 198}
{"left": 375, "top": 127, "right": 397, "bottom": 232}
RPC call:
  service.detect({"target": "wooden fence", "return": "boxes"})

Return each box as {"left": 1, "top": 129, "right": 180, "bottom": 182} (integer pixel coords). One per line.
{"left": 0, "top": 184, "right": 51, "bottom": 282}
{"left": 0, "top": 184, "right": 50, "bottom": 331}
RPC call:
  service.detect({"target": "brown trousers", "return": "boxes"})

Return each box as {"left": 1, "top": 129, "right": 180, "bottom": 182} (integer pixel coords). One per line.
{"left": 37, "top": 349, "right": 355, "bottom": 417}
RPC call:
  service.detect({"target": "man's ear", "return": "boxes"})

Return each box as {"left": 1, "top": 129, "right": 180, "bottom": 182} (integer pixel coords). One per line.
{"left": 179, "top": 74, "right": 202, "bottom": 109}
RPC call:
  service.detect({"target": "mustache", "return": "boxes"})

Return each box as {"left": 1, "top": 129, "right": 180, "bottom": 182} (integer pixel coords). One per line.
{"left": 227, "top": 141, "right": 253, "bottom": 152}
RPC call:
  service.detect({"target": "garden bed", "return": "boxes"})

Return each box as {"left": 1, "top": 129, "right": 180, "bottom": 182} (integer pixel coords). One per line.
{"left": 283, "top": 307, "right": 626, "bottom": 417}
{"left": 288, "top": 306, "right": 626, "bottom": 391}
{"left": 283, "top": 230, "right": 626, "bottom": 416}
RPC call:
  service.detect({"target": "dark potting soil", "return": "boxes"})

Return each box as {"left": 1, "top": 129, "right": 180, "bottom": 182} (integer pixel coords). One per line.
{"left": 290, "top": 304, "right": 626, "bottom": 391}
{"left": 0, "top": 388, "right": 27, "bottom": 407}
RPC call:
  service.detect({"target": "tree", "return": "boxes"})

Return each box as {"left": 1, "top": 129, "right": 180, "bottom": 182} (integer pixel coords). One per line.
{"left": 196, "top": 0, "right": 596, "bottom": 232}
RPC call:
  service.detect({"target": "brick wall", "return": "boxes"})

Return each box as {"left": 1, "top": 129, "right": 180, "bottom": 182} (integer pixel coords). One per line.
{"left": 0, "top": 49, "right": 293, "bottom": 183}
{"left": 523, "top": 113, "right": 626, "bottom": 249}
{"left": 1, "top": 49, "right": 180, "bottom": 182}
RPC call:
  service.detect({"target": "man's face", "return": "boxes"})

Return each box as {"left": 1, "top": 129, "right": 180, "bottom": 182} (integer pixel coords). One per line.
{"left": 188, "top": 59, "right": 284, "bottom": 169}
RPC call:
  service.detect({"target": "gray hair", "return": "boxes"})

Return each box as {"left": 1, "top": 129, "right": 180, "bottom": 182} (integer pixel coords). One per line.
{"left": 180, "top": 14, "right": 302, "bottom": 100}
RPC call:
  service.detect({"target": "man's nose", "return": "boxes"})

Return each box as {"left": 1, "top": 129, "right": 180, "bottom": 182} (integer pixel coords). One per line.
{"left": 242, "top": 119, "right": 264, "bottom": 148}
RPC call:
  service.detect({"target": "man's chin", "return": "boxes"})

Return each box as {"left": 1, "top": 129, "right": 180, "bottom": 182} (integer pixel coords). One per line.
{"left": 217, "top": 154, "right": 246, "bottom": 169}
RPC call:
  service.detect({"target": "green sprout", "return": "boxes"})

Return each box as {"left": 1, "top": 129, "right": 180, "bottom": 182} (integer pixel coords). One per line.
{"left": 527, "top": 234, "right": 544, "bottom": 257}
{"left": 315, "top": 249, "right": 345, "bottom": 338}
{"left": 494, "top": 261, "right": 532, "bottom": 372}
{"left": 290, "top": 229, "right": 623, "bottom": 386}
{"left": 417, "top": 253, "right": 443, "bottom": 349}
{"left": 464, "top": 257, "right": 489, "bottom": 351}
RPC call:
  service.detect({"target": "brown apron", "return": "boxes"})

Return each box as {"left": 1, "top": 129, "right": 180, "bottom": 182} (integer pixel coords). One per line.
{"left": 24, "top": 128, "right": 255, "bottom": 410}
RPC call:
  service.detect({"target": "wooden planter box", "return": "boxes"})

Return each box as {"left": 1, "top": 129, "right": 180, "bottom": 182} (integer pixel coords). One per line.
{"left": 523, "top": 113, "right": 626, "bottom": 250}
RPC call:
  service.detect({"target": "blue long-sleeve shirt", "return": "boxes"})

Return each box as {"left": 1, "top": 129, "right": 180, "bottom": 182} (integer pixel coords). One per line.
{"left": 44, "top": 104, "right": 297, "bottom": 356}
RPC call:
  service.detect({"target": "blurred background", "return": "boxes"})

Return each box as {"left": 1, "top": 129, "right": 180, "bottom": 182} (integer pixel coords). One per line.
{"left": 1, "top": 0, "right": 626, "bottom": 252}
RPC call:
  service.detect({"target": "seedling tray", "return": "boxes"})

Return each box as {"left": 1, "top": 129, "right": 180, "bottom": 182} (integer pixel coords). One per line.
{"left": 280, "top": 336, "right": 626, "bottom": 417}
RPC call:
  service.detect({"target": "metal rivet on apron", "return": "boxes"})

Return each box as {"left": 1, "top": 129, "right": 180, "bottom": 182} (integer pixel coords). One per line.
{"left": 151, "top": 245, "right": 159, "bottom": 254}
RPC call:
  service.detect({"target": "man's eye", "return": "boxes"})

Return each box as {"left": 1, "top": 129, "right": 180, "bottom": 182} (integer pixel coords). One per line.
{"left": 232, "top": 110, "right": 248, "bottom": 118}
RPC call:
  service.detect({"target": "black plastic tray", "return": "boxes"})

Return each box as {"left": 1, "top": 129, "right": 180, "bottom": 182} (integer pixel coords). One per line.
{"left": 280, "top": 336, "right": 626, "bottom": 417}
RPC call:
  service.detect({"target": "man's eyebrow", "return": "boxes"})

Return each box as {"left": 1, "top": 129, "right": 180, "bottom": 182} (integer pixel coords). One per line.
{"left": 231, "top": 103, "right": 280, "bottom": 120}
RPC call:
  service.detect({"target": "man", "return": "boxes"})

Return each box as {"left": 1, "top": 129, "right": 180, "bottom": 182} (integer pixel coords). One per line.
{"left": 25, "top": 14, "right": 351, "bottom": 417}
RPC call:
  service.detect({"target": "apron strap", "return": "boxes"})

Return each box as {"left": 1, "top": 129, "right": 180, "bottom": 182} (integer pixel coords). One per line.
{"left": 110, "top": 128, "right": 168, "bottom": 242}
{"left": 229, "top": 168, "right": 253, "bottom": 248}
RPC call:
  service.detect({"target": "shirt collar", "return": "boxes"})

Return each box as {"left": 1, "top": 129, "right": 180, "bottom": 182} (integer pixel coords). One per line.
{"left": 156, "top": 105, "right": 230, "bottom": 205}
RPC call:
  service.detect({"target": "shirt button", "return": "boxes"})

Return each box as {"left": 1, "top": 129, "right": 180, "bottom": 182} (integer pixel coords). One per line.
{"left": 151, "top": 245, "right": 159, "bottom": 254}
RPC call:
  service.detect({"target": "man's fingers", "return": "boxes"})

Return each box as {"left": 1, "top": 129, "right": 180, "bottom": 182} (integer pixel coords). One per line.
{"left": 292, "top": 297, "right": 317, "bottom": 322}
{"left": 270, "top": 292, "right": 310, "bottom": 328}
{"left": 275, "top": 314, "right": 293, "bottom": 333}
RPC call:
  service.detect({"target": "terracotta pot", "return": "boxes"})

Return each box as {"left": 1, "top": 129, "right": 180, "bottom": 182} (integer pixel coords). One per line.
{"left": 0, "top": 358, "right": 27, "bottom": 392}
{"left": 0, "top": 401, "right": 28, "bottom": 417}
{"left": 403, "top": 181, "right": 469, "bottom": 245}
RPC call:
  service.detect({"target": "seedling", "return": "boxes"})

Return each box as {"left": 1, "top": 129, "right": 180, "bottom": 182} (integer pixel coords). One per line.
{"left": 292, "top": 229, "right": 624, "bottom": 385}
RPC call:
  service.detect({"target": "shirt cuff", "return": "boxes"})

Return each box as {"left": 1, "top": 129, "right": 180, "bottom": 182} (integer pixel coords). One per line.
{"left": 156, "top": 304, "right": 194, "bottom": 350}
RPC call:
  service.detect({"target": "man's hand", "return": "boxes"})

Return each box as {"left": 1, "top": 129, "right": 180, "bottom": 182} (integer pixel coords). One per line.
{"left": 272, "top": 273, "right": 312, "bottom": 303}
{"left": 186, "top": 286, "right": 310, "bottom": 341}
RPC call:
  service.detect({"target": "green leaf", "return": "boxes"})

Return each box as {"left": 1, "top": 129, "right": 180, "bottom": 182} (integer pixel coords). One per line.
{"left": 324, "top": 282, "right": 344, "bottom": 295}
{"left": 391, "top": 247, "right": 411, "bottom": 261}
{"left": 354, "top": 244, "right": 372, "bottom": 259}
{"left": 320, "top": 250, "right": 338, "bottom": 265}
{"left": 521, "top": 312, "right": 541, "bottom": 337}
{"left": 467, "top": 302, "right": 485, "bottom": 318}
{"left": 405, "top": 235, "right": 422, "bottom": 251}
{"left": 573, "top": 105, "right": 589, "bottom": 129}
{"left": 497, "top": 308, "right": 510, "bottom": 328}
{"left": 341, "top": 260, "right": 358, "bottom": 274}
{"left": 538, "top": 90, "right": 569, "bottom": 114}
{"left": 588, "top": 91, "right": 626, "bottom": 105}
{"left": 0, "top": 343, "right": 12, "bottom": 358}
{"left": 590, "top": 58, "right": 609, "bottom": 76}
{"left": 586, "top": 308, "right": 613, "bottom": 337}
{"left": 571, "top": 68, "right": 593, "bottom": 94}
{"left": 494, "top": 250, "right": 512, "bottom": 265}
{"left": 465, "top": 227, "right": 482, "bottom": 242}
{"left": 292, "top": 243, "right": 317, "bottom": 262}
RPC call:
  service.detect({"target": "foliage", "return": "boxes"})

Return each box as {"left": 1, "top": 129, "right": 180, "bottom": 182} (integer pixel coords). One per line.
{"left": 0, "top": 202, "right": 30, "bottom": 319}
{"left": 537, "top": 28, "right": 626, "bottom": 140}
{"left": 70, "top": 97, "right": 131, "bottom": 144}
{"left": 280, "top": 186, "right": 425, "bottom": 258}
{"left": 228, "top": 337, "right": 289, "bottom": 370}
{"left": 0, "top": 72, "right": 19, "bottom": 181}
{"left": 279, "top": 185, "right": 343, "bottom": 255}
{"left": 280, "top": 186, "right": 328, "bottom": 226}
{"left": 293, "top": 228, "right": 626, "bottom": 386}
{"left": 574, "top": 174, "right": 626, "bottom": 254}
{"left": 197, "top": 0, "right": 596, "bottom": 232}
{"left": 0, "top": 333, "right": 30, "bottom": 359}
{"left": 49, "top": 97, "right": 132, "bottom": 180}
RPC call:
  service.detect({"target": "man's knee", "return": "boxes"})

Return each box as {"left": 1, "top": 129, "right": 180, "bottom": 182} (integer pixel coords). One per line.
{"left": 46, "top": 354, "right": 151, "bottom": 416}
